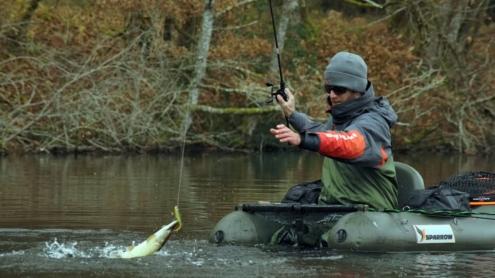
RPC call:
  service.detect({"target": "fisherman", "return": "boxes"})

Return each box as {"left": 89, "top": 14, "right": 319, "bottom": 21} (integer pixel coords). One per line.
{"left": 270, "top": 51, "right": 399, "bottom": 211}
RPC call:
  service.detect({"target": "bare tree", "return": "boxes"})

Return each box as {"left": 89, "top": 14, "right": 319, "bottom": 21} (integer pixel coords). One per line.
{"left": 181, "top": 0, "right": 215, "bottom": 137}
{"left": 386, "top": 0, "right": 493, "bottom": 153}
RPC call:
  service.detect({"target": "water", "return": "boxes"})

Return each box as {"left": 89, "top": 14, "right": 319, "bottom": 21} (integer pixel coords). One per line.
{"left": 1, "top": 152, "right": 495, "bottom": 277}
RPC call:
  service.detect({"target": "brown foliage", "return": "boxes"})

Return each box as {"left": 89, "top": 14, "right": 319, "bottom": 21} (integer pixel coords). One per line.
{"left": 0, "top": 1, "right": 494, "bottom": 153}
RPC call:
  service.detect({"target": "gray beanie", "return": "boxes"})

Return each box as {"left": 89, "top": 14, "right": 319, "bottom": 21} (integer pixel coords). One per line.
{"left": 324, "top": 51, "right": 368, "bottom": 93}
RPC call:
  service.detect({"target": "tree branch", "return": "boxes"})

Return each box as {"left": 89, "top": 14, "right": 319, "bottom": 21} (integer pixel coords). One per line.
{"left": 192, "top": 104, "right": 279, "bottom": 115}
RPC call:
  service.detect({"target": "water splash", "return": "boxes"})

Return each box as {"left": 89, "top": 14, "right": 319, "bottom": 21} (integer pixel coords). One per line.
{"left": 0, "top": 250, "right": 25, "bottom": 257}
{"left": 43, "top": 238, "right": 90, "bottom": 259}
{"left": 42, "top": 238, "right": 143, "bottom": 259}
{"left": 155, "top": 240, "right": 206, "bottom": 266}
{"left": 93, "top": 241, "right": 126, "bottom": 258}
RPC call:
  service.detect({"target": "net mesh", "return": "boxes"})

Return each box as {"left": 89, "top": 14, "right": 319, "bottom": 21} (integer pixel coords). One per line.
{"left": 439, "top": 171, "right": 495, "bottom": 201}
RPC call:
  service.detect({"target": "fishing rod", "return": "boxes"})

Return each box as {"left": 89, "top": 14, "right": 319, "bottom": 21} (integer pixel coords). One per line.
{"left": 266, "top": 0, "right": 288, "bottom": 103}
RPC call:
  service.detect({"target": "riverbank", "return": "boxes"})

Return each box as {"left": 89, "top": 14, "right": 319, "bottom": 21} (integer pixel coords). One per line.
{"left": 1, "top": 1, "right": 494, "bottom": 155}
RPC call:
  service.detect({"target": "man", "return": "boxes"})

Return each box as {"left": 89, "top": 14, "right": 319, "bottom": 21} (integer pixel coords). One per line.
{"left": 270, "top": 51, "right": 398, "bottom": 210}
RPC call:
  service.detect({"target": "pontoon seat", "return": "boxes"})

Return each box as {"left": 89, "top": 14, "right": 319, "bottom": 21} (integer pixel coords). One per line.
{"left": 395, "top": 161, "right": 425, "bottom": 208}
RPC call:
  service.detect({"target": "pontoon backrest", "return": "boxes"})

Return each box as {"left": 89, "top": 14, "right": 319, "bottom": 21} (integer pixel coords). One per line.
{"left": 395, "top": 161, "right": 425, "bottom": 208}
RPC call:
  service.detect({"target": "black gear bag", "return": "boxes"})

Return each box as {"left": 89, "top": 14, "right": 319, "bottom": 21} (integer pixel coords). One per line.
{"left": 281, "top": 180, "right": 322, "bottom": 204}
{"left": 405, "top": 185, "right": 470, "bottom": 211}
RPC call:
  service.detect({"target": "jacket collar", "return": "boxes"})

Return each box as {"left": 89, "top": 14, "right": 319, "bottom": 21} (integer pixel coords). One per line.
{"left": 331, "top": 85, "right": 375, "bottom": 125}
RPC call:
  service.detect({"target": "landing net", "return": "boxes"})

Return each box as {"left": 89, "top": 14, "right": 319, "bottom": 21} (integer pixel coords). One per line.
{"left": 439, "top": 171, "right": 495, "bottom": 202}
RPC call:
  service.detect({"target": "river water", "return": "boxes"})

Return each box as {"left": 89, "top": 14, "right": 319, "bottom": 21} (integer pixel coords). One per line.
{"left": 1, "top": 151, "right": 495, "bottom": 277}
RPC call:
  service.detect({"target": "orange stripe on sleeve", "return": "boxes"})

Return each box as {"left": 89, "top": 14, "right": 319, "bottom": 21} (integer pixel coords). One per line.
{"left": 316, "top": 130, "right": 366, "bottom": 160}
{"left": 377, "top": 147, "right": 389, "bottom": 167}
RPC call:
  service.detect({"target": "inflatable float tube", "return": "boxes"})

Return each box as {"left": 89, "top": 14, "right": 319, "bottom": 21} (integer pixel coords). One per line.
{"left": 210, "top": 162, "right": 495, "bottom": 252}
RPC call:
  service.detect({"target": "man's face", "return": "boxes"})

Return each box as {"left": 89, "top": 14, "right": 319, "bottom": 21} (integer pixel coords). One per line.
{"left": 325, "top": 84, "right": 362, "bottom": 107}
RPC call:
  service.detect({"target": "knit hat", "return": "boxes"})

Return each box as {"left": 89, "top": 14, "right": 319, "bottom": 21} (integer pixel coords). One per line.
{"left": 324, "top": 51, "right": 368, "bottom": 93}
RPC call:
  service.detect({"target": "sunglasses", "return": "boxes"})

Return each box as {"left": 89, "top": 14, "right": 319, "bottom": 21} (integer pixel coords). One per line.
{"left": 324, "top": 85, "right": 348, "bottom": 95}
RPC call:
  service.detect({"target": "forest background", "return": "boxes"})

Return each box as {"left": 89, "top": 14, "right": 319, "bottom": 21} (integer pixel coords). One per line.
{"left": 0, "top": 0, "right": 494, "bottom": 155}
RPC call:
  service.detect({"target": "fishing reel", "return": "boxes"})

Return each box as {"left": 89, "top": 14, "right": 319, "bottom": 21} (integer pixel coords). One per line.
{"left": 265, "top": 82, "right": 288, "bottom": 103}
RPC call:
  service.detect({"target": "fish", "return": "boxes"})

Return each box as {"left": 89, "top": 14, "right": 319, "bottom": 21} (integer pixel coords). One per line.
{"left": 120, "top": 206, "right": 182, "bottom": 259}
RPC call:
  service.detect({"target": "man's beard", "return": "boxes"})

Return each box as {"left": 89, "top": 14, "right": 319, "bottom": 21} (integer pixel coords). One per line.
{"left": 325, "top": 95, "right": 332, "bottom": 113}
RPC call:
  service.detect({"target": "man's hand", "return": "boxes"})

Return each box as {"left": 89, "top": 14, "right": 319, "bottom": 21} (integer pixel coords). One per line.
{"left": 270, "top": 124, "right": 301, "bottom": 146}
{"left": 276, "top": 88, "right": 295, "bottom": 117}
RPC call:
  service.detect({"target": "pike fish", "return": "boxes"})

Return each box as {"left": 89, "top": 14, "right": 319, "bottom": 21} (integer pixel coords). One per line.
{"left": 120, "top": 206, "right": 182, "bottom": 259}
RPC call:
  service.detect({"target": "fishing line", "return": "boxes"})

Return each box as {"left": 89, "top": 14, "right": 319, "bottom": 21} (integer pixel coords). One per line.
{"left": 382, "top": 208, "right": 495, "bottom": 221}
{"left": 176, "top": 126, "right": 188, "bottom": 206}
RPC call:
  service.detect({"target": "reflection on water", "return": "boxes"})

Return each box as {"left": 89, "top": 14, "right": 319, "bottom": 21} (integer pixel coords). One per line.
{"left": 1, "top": 151, "right": 495, "bottom": 276}
{"left": 396, "top": 152, "right": 495, "bottom": 186}
{"left": 0, "top": 152, "right": 325, "bottom": 235}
